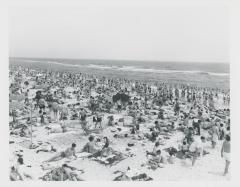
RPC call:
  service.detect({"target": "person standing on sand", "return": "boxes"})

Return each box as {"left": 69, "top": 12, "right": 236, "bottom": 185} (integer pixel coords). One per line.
{"left": 221, "top": 135, "right": 230, "bottom": 176}
{"left": 79, "top": 108, "right": 88, "bottom": 130}
{"left": 219, "top": 123, "right": 225, "bottom": 140}
{"left": 188, "top": 136, "right": 206, "bottom": 166}
{"left": 79, "top": 108, "right": 87, "bottom": 122}
{"left": 211, "top": 123, "right": 219, "bottom": 149}
{"left": 225, "top": 126, "right": 230, "bottom": 137}
{"left": 94, "top": 113, "right": 103, "bottom": 129}
{"left": 117, "top": 100, "right": 122, "bottom": 113}
{"left": 174, "top": 99, "right": 180, "bottom": 116}
{"left": 51, "top": 101, "right": 59, "bottom": 122}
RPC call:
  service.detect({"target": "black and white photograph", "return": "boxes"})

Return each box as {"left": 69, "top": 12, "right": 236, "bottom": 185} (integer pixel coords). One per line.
{"left": 6, "top": 0, "right": 234, "bottom": 182}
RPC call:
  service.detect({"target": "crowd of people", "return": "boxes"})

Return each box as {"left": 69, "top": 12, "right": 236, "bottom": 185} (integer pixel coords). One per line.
{"left": 9, "top": 64, "right": 230, "bottom": 180}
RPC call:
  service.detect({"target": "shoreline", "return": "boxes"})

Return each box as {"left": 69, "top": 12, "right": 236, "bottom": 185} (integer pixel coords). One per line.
{"left": 9, "top": 60, "right": 230, "bottom": 90}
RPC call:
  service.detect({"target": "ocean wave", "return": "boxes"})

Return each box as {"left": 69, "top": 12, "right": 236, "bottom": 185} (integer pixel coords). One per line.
{"left": 21, "top": 60, "right": 229, "bottom": 77}
{"left": 87, "top": 64, "right": 229, "bottom": 77}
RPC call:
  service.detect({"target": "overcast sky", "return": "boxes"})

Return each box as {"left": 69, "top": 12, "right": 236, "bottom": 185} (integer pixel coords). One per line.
{"left": 9, "top": 5, "right": 229, "bottom": 63}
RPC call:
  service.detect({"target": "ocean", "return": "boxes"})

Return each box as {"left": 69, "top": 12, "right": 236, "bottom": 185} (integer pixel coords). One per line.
{"left": 9, "top": 57, "right": 230, "bottom": 90}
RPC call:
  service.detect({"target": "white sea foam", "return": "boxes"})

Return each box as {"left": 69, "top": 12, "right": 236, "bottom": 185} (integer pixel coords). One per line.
{"left": 87, "top": 64, "right": 229, "bottom": 77}
{"left": 21, "top": 60, "right": 229, "bottom": 77}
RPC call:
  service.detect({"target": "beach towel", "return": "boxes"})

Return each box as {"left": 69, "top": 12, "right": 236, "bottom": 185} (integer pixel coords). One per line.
{"left": 91, "top": 149, "right": 126, "bottom": 166}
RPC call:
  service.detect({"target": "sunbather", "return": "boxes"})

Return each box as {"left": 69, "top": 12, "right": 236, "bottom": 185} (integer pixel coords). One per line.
{"left": 11, "top": 157, "right": 33, "bottom": 180}
{"left": 44, "top": 143, "right": 77, "bottom": 162}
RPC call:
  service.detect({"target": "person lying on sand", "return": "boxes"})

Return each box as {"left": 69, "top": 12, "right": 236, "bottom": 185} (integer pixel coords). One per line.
{"left": 221, "top": 135, "right": 230, "bottom": 176}
{"left": 41, "top": 163, "right": 84, "bottom": 181}
{"left": 114, "top": 166, "right": 153, "bottom": 181}
{"left": 36, "top": 142, "right": 57, "bottom": 153}
{"left": 44, "top": 143, "right": 77, "bottom": 162}
{"left": 10, "top": 157, "right": 33, "bottom": 180}
{"left": 10, "top": 124, "right": 31, "bottom": 137}
{"left": 48, "top": 121, "right": 68, "bottom": 134}
{"left": 10, "top": 166, "right": 19, "bottom": 181}
{"left": 113, "top": 167, "right": 132, "bottom": 181}
{"left": 60, "top": 164, "right": 84, "bottom": 181}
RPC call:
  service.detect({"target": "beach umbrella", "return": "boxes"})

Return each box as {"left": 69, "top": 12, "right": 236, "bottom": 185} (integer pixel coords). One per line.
{"left": 112, "top": 93, "right": 130, "bottom": 103}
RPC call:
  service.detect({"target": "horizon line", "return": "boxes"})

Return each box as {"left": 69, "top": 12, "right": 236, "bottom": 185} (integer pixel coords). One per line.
{"left": 9, "top": 56, "right": 229, "bottom": 65}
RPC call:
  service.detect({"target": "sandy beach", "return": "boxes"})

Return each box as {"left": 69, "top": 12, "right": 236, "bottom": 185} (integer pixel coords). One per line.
{"left": 9, "top": 62, "right": 230, "bottom": 181}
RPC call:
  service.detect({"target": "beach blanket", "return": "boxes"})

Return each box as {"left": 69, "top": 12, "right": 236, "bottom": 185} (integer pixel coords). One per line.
{"left": 91, "top": 149, "right": 126, "bottom": 166}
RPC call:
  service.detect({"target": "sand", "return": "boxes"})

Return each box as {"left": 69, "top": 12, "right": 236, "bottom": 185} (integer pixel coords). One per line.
{"left": 9, "top": 65, "right": 230, "bottom": 181}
